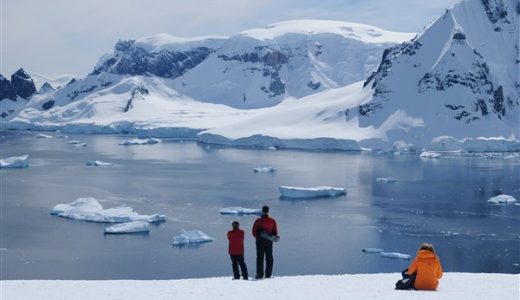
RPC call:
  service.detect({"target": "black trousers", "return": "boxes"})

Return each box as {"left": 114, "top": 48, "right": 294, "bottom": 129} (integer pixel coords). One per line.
{"left": 256, "top": 239, "right": 273, "bottom": 278}
{"left": 230, "top": 255, "right": 248, "bottom": 279}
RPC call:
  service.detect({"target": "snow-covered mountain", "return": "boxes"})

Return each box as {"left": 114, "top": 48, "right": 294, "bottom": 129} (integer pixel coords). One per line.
{"left": 3, "top": 0, "right": 519, "bottom": 152}
{"left": 0, "top": 69, "right": 36, "bottom": 119}
{"left": 25, "top": 70, "right": 76, "bottom": 91}
{"left": 200, "top": 0, "right": 519, "bottom": 151}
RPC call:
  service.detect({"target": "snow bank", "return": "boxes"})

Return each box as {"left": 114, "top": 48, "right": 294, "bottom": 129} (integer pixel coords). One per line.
{"left": 279, "top": 186, "right": 346, "bottom": 198}
{"left": 50, "top": 197, "right": 166, "bottom": 223}
{"left": 487, "top": 195, "right": 517, "bottom": 205}
{"left": 430, "top": 136, "right": 520, "bottom": 152}
{"left": 376, "top": 177, "right": 397, "bottom": 183}
{"left": 119, "top": 138, "right": 162, "bottom": 145}
{"left": 35, "top": 133, "right": 52, "bottom": 138}
{"left": 420, "top": 151, "right": 441, "bottom": 158}
{"left": 104, "top": 221, "right": 150, "bottom": 234}
{"left": 0, "top": 155, "right": 30, "bottom": 168}
{"left": 85, "top": 160, "right": 112, "bottom": 166}
{"left": 253, "top": 166, "right": 277, "bottom": 173}
{"left": 3, "top": 273, "right": 518, "bottom": 300}
{"left": 380, "top": 252, "right": 412, "bottom": 260}
{"left": 219, "top": 207, "right": 262, "bottom": 215}
{"left": 172, "top": 230, "right": 214, "bottom": 246}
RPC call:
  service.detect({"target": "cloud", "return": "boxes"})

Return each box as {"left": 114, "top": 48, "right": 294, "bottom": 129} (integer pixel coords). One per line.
{"left": 1, "top": 0, "right": 460, "bottom": 76}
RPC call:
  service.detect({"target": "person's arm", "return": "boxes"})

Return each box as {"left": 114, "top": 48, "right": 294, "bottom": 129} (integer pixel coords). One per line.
{"left": 227, "top": 231, "right": 231, "bottom": 242}
{"left": 437, "top": 258, "right": 443, "bottom": 279}
{"left": 407, "top": 258, "right": 418, "bottom": 274}
{"left": 273, "top": 219, "right": 278, "bottom": 236}
{"left": 252, "top": 220, "right": 258, "bottom": 238}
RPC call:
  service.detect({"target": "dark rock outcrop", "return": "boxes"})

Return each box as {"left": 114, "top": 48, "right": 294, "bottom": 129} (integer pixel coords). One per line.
{"left": 10, "top": 68, "right": 36, "bottom": 99}
{"left": 0, "top": 75, "right": 17, "bottom": 101}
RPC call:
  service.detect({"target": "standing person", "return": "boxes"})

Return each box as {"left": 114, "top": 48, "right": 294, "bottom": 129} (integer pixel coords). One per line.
{"left": 252, "top": 205, "right": 279, "bottom": 279}
{"left": 402, "top": 242, "right": 443, "bottom": 290}
{"left": 227, "top": 221, "right": 249, "bottom": 280}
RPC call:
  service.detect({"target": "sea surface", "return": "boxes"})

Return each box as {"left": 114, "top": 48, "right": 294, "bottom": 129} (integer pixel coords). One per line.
{"left": 1, "top": 130, "right": 519, "bottom": 279}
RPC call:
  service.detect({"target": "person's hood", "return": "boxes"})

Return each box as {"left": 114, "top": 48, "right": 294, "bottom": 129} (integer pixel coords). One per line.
{"left": 416, "top": 250, "right": 437, "bottom": 260}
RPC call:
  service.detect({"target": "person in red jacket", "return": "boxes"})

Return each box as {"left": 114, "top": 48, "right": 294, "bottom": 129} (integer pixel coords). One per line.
{"left": 227, "top": 221, "right": 249, "bottom": 280}
{"left": 252, "top": 205, "right": 279, "bottom": 279}
{"left": 405, "top": 242, "right": 443, "bottom": 290}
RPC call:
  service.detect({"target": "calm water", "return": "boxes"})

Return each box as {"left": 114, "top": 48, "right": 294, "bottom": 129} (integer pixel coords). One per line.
{"left": 1, "top": 130, "right": 519, "bottom": 280}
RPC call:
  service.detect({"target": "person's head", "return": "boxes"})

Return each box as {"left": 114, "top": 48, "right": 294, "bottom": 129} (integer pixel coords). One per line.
{"left": 232, "top": 221, "right": 239, "bottom": 229}
{"left": 419, "top": 242, "right": 435, "bottom": 254}
{"left": 262, "top": 205, "right": 269, "bottom": 215}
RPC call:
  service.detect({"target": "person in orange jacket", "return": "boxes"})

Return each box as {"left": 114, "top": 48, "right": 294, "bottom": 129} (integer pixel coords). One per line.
{"left": 406, "top": 242, "right": 443, "bottom": 290}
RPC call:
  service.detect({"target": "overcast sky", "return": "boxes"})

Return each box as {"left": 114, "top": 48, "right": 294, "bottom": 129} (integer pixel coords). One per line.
{"left": 1, "top": 0, "right": 460, "bottom": 77}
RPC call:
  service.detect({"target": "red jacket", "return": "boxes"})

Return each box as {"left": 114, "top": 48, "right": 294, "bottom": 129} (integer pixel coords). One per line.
{"left": 252, "top": 215, "right": 278, "bottom": 238}
{"left": 407, "top": 250, "right": 443, "bottom": 290}
{"left": 227, "top": 229, "right": 245, "bottom": 255}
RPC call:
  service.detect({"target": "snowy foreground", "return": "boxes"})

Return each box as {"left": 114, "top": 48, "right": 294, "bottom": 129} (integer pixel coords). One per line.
{"left": 2, "top": 273, "right": 518, "bottom": 300}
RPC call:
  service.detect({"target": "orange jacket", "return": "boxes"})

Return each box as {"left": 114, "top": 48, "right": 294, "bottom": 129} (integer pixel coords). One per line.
{"left": 407, "top": 250, "right": 443, "bottom": 290}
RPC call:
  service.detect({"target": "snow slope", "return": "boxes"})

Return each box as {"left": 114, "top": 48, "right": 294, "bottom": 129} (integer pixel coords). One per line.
{"left": 2, "top": 273, "right": 518, "bottom": 300}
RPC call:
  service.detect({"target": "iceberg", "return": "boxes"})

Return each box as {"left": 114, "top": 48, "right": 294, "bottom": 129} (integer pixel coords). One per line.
{"left": 420, "top": 151, "right": 440, "bottom": 158}
{"left": 376, "top": 177, "right": 397, "bottom": 183}
{"left": 85, "top": 160, "right": 112, "bottom": 166}
{"left": 35, "top": 133, "right": 52, "bottom": 138}
{"left": 119, "top": 138, "right": 161, "bottom": 145}
{"left": 55, "top": 134, "right": 69, "bottom": 138}
{"left": 0, "top": 155, "right": 30, "bottom": 168}
{"left": 380, "top": 252, "right": 411, "bottom": 260}
{"left": 279, "top": 186, "right": 346, "bottom": 198}
{"left": 487, "top": 195, "right": 517, "bottom": 205}
{"left": 172, "top": 230, "right": 214, "bottom": 246}
{"left": 104, "top": 221, "right": 150, "bottom": 234}
{"left": 219, "top": 207, "right": 262, "bottom": 215}
{"left": 362, "top": 248, "right": 384, "bottom": 253}
{"left": 50, "top": 197, "right": 167, "bottom": 223}
{"left": 253, "top": 166, "right": 277, "bottom": 173}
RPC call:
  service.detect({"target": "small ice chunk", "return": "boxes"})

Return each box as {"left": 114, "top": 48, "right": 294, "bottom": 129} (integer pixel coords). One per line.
{"left": 51, "top": 197, "right": 166, "bottom": 223}
{"left": 279, "top": 186, "right": 346, "bottom": 198}
{"left": 254, "top": 166, "right": 277, "bottom": 173}
{"left": 267, "top": 146, "right": 277, "bottom": 150}
{"left": 0, "top": 155, "right": 30, "bottom": 168}
{"left": 380, "top": 252, "right": 411, "bottom": 260}
{"left": 488, "top": 195, "right": 517, "bottom": 205}
{"left": 67, "top": 140, "right": 87, "bottom": 147}
{"left": 420, "top": 151, "right": 441, "bottom": 158}
{"left": 104, "top": 221, "right": 149, "bottom": 234}
{"left": 172, "top": 230, "right": 214, "bottom": 246}
{"left": 85, "top": 160, "right": 112, "bottom": 166}
{"left": 56, "top": 134, "right": 68, "bottom": 138}
{"left": 362, "top": 248, "right": 384, "bottom": 253}
{"left": 220, "top": 207, "right": 262, "bottom": 215}
{"left": 119, "top": 138, "right": 161, "bottom": 145}
{"left": 35, "top": 133, "right": 52, "bottom": 138}
{"left": 376, "top": 177, "right": 397, "bottom": 183}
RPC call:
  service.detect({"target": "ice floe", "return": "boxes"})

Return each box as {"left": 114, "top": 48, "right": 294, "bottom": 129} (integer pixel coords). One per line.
{"left": 279, "top": 186, "right": 346, "bottom": 198}
{"left": 375, "top": 177, "right": 397, "bottom": 183}
{"left": 0, "top": 155, "right": 30, "bottom": 168}
{"left": 172, "top": 230, "right": 214, "bottom": 246}
{"left": 68, "top": 140, "right": 87, "bottom": 147}
{"left": 420, "top": 151, "right": 440, "bottom": 158}
{"left": 119, "top": 138, "right": 161, "bottom": 145}
{"left": 219, "top": 207, "right": 262, "bottom": 215}
{"left": 85, "top": 160, "right": 112, "bottom": 166}
{"left": 35, "top": 133, "right": 52, "bottom": 138}
{"left": 362, "top": 248, "right": 384, "bottom": 253}
{"left": 56, "top": 134, "right": 69, "bottom": 138}
{"left": 380, "top": 252, "right": 411, "bottom": 260}
{"left": 487, "top": 195, "right": 517, "bottom": 205}
{"left": 50, "top": 197, "right": 166, "bottom": 223}
{"left": 104, "top": 221, "right": 150, "bottom": 234}
{"left": 253, "top": 166, "right": 277, "bottom": 173}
